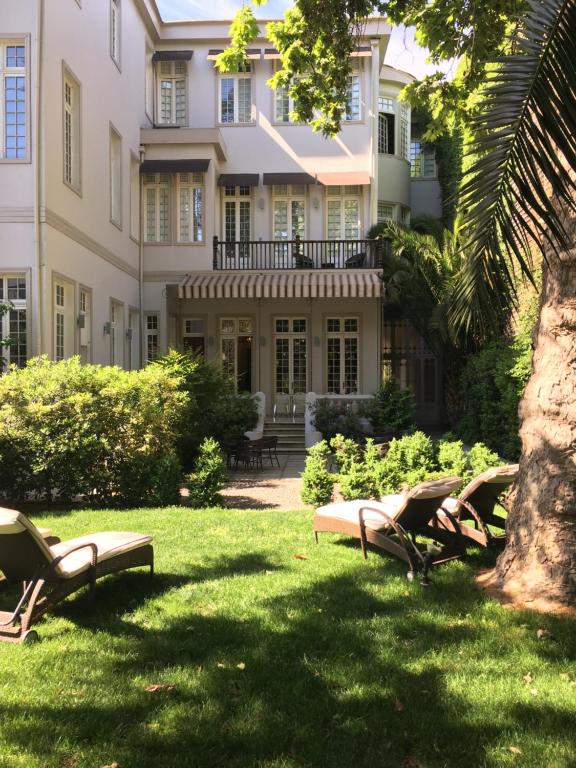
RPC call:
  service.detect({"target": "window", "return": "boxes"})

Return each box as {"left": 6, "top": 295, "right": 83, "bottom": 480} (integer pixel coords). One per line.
{"left": 109, "top": 126, "right": 122, "bottom": 227}
{"left": 143, "top": 173, "right": 170, "bottom": 243}
{"left": 110, "top": 301, "right": 124, "bottom": 366}
{"left": 0, "top": 275, "right": 27, "bottom": 369}
{"left": 78, "top": 288, "right": 91, "bottom": 363}
{"left": 177, "top": 172, "right": 204, "bottom": 243}
{"left": 110, "top": 0, "right": 121, "bottom": 67}
{"left": 400, "top": 207, "right": 410, "bottom": 226}
{"left": 326, "top": 317, "right": 359, "bottom": 394}
{"left": 129, "top": 154, "right": 139, "bottom": 240}
{"left": 53, "top": 278, "right": 74, "bottom": 361}
{"left": 223, "top": 185, "right": 251, "bottom": 255}
{"left": 273, "top": 185, "right": 305, "bottom": 240}
{"left": 400, "top": 103, "right": 410, "bottom": 160}
{"left": 145, "top": 43, "right": 153, "bottom": 120}
{"left": 345, "top": 63, "right": 361, "bottom": 121}
{"left": 274, "top": 318, "right": 308, "bottom": 399}
{"left": 63, "top": 68, "right": 81, "bottom": 191}
{"left": 145, "top": 314, "right": 159, "bottom": 363}
{"left": 182, "top": 317, "right": 205, "bottom": 356}
{"left": 410, "top": 140, "right": 436, "bottom": 178}
{"left": 326, "top": 186, "right": 361, "bottom": 240}
{"left": 0, "top": 42, "right": 27, "bottom": 160}
{"left": 219, "top": 317, "right": 252, "bottom": 392}
{"left": 377, "top": 202, "right": 395, "bottom": 223}
{"left": 273, "top": 64, "right": 299, "bottom": 124}
{"left": 219, "top": 63, "right": 253, "bottom": 124}
{"left": 378, "top": 96, "right": 395, "bottom": 155}
{"left": 157, "top": 60, "right": 187, "bottom": 126}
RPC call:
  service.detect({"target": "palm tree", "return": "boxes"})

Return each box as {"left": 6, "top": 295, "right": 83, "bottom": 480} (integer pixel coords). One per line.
{"left": 451, "top": 0, "right": 576, "bottom": 608}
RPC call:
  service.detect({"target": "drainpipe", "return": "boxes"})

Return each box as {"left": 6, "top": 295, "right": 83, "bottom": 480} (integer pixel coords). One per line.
{"left": 370, "top": 37, "right": 380, "bottom": 229}
{"left": 33, "top": 0, "right": 45, "bottom": 356}
{"left": 138, "top": 146, "right": 145, "bottom": 367}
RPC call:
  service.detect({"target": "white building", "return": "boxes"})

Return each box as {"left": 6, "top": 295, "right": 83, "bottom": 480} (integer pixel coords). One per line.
{"left": 0, "top": 1, "right": 442, "bottom": 426}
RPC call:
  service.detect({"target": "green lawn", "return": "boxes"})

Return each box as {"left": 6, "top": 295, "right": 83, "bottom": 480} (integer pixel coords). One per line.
{"left": 1, "top": 506, "right": 575, "bottom": 768}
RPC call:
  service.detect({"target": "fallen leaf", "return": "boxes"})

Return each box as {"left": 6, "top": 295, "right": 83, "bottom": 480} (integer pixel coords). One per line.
{"left": 522, "top": 673, "right": 533, "bottom": 685}
{"left": 537, "top": 628, "right": 552, "bottom": 639}
{"left": 559, "top": 672, "right": 572, "bottom": 681}
{"left": 143, "top": 683, "right": 176, "bottom": 693}
{"left": 101, "top": 764, "right": 119, "bottom": 768}
{"left": 393, "top": 698, "right": 404, "bottom": 712}
{"left": 509, "top": 746, "right": 522, "bottom": 755}
{"left": 236, "top": 662, "right": 246, "bottom": 670}
{"left": 402, "top": 755, "right": 425, "bottom": 768}
{"left": 530, "top": 688, "right": 538, "bottom": 696}
{"left": 292, "top": 553, "right": 307, "bottom": 560}
{"left": 217, "top": 663, "right": 226, "bottom": 668}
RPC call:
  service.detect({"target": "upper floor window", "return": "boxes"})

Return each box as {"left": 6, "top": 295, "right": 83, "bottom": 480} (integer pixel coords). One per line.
{"left": 378, "top": 96, "right": 395, "bottom": 155}
{"left": 219, "top": 62, "right": 253, "bottom": 125}
{"left": 109, "top": 126, "right": 122, "bottom": 227}
{"left": 177, "top": 172, "right": 204, "bottom": 243}
{"left": 410, "top": 140, "right": 436, "bottom": 178}
{"left": 143, "top": 173, "right": 170, "bottom": 243}
{"left": 377, "top": 201, "right": 395, "bottom": 223}
{"left": 0, "top": 275, "right": 27, "bottom": 369}
{"left": 0, "top": 42, "right": 27, "bottom": 160}
{"left": 157, "top": 60, "right": 187, "bottom": 126}
{"left": 326, "top": 186, "right": 361, "bottom": 240}
{"left": 345, "top": 61, "right": 361, "bottom": 121}
{"left": 110, "top": 0, "right": 121, "bottom": 67}
{"left": 223, "top": 185, "right": 251, "bottom": 242}
{"left": 63, "top": 68, "right": 81, "bottom": 192}
{"left": 273, "top": 185, "right": 305, "bottom": 240}
{"left": 400, "top": 103, "right": 410, "bottom": 160}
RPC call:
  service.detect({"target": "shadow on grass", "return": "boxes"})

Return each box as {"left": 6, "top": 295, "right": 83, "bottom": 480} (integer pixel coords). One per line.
{"left": 2, "top": 551, "right": 576, "bottom": 768}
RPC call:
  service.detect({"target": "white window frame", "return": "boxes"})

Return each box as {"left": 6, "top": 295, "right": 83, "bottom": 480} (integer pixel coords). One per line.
{"left": 110, "top": 0, "right": 121, "bottom": 68}
{"left": 378, "top": 95, "right": 395, "bottom": 155}
{"left": 156, "top": 59, "right": 188, "bottom": 126}
{"left": 109, "top": 124, "right": 122, "bottom": 228}
{"left": 52, "top": 277, "right": 75, "bottom": 362}
{"left": 344, "top": 60, "right": 361, "bottom": 122}
{"left": 129, "top": 152, "right": 140, "bottom": 241}
{"left": 410, "top": 140, "right": 437, "bottom": 178}
{"left": 182, "top": 317, "right": 206, "bottom": 356}
{"left": 78, "top": 286, "right": 92, "bottom": 363}
{"left": 143, "top": 173, "right": 170, "bottom": 243}
{"left": 62, "top": 65, "right": 81, "bottom": 193}
{"left": 325, "top": 186, "right": 361, "bottom": 240}
{"left": 222, "top": 185, "right": 251, "bottom": 241}
{"left": 0, "top": 39, "right": 28, "bottom": 162}
{"left": 399, "top": 102, "right": 410, "bottom": 161}
{"left": 325, "top": 316, "right": 360, "bottom": 395}
{"left": 272, "top": 185, "right": 306, "bottom": 241}
{"left": 0, "top": 274, "right": 28, "bottom": 369}
{"left": 177, "top": 172, "right": 204, "bottom": 243}
{"left": 145, "top": 313, "right": 159, "bottom": 363}
{"left": 218, "top": 63, "right": 254, "bottom": 125}
{"left": 110, "top": 300, "right": 124, "bottom": 367}
{"left": 377, "top": 201, "right": 395, "bottom": 224}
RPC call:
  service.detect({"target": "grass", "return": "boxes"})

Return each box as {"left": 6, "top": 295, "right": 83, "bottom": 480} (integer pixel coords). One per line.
{"left": 1, "top": 506, "right": 575, "bottom": 768}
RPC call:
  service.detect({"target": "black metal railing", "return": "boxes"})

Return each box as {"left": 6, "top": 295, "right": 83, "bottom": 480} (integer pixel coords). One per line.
{"left": 212, "top": 236, "right": 390, "bottom": 271}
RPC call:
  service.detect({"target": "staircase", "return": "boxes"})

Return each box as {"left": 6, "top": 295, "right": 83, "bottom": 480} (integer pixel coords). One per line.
{"left": 263, "top": 417, "right": 306, "bottom": 455}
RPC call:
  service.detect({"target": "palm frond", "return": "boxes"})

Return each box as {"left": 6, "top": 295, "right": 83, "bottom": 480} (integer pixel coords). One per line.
{"left": 450, "top": 0, "right": 576, "bottom": 340}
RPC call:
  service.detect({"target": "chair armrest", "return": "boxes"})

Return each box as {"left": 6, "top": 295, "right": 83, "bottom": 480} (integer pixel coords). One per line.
{"left": 50, "top": 542, "right": 98, "bottom": 573}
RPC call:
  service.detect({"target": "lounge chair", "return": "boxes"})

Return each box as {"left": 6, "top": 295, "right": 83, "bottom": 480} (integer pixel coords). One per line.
{"left": 429, "top": 464, "right": 519, "bottom": 548}
{"left": 0, "top": 507, "right": 153, "bottom": 644}
{"left": 313, "top": 476, "right": 465, "bottom": 585}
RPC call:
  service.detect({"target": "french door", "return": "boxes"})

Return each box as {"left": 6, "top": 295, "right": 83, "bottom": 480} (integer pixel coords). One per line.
{"left": 326, "top": 317, "right": 359, "bottom": 394}
{"left": 220, "top": 317, "right": 252, "bottom": 392}
{"left": 274, "top": 318, "right": 308, "bottom": 415}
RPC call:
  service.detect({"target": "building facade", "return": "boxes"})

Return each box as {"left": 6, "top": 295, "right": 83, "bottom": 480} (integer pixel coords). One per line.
{"left": 0, "top": 1, "right": 442, "bottom": 424}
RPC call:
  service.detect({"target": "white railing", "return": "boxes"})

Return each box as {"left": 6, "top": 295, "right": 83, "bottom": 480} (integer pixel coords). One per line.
{"left": 304, "top": 392, "right": 372, "bottom": 448}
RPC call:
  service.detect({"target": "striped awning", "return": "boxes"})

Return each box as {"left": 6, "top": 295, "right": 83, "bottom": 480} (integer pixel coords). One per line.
{"left": 178, "top": 272, "right": 383, "bottom": 300}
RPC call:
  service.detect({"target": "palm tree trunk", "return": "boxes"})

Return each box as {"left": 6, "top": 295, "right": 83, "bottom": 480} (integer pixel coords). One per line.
{"left": 483, "top": 219, "right": 576, "bottom": 609}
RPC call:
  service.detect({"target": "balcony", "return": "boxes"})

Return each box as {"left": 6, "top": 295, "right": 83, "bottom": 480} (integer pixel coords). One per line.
{"left": 212, "top": 237, "right": 390, "bottom": 271}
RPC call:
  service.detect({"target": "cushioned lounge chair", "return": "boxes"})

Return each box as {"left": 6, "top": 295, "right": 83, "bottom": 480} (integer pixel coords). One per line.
{"left": 0, "top": 507, "right": 153, "bottom": 643}
{"left": 429, "top": 464, "right": 519, "bottom": 548}
{"left": 314, "top": 476, "right": 465, "bottom": 585}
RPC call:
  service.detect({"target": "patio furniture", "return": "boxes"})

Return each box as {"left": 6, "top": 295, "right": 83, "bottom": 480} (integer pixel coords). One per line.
{"left": 260, "top": 436, "right": 281, "bottom": 468}
{"left": 0, "top": 507, "right": 153, "bottom": 644}
{"left": 313, "top": 476, "right": 465, "bottom": 584}
{"left": 294, "top": 254, "right": 314, "bottom": 269}
{"left": 429, "top": 464, "right": 519, "bottom": 548}
{"left": 233, "top": 440, "right": 264, "bottom": 470}
{"left": 345, "top": 252, "right": 366, "bottom": 268}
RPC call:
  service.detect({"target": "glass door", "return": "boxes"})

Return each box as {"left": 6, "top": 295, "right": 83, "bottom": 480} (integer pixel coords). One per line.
{"left": 220, "top": 317, "right": 253, "bottom": 392}
{"left": 326, "top": 317, "right": 359, "bottom": 394}
{"left": 274, "top": 318, "right": 308, "bottom": 415}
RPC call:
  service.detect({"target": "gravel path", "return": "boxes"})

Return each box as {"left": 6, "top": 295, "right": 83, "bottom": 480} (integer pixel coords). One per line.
{"left": 220, "top": 455, "right": 309, "bottom": 510}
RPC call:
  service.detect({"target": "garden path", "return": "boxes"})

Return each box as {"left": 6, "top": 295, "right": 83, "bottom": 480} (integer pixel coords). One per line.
{"left": 221, "top": 454, "right": 308, "bottom": 510}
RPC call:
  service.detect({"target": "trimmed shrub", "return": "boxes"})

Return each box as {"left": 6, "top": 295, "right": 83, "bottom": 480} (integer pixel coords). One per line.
{"left": 0, "top": 356, "right": 186, "bottom": 505}
{"left": 339, "top": 439, "right": 381, "bottom": 501}
{"left": 154, "top": 350, "right": 258, "bottom": 470}
{"left": 467, "top": 442, "right": 502, "bottom": 480}
{"left": 329, "top": 434, "right": 361, "bottom": 474}
{"left": 436, "top": 438, "right": 468, "bottom": 479}
{"left": 364, "top": 377, "right": 414, "bottom": 436}
{"left": 376, "top": 431, "right": 436, "bottom": 494}
{"left": 301, "top": 441, "right": 334, "bottom": 506}
{"left": 185, "top": 437, "right": 226, "bottom": 508}
{"left": 311, "top": 399, "right": 365, "bottom": 441}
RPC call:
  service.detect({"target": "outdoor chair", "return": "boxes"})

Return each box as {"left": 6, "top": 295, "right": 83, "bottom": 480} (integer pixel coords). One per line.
{"left": 428, "top": 464, "right": 519, "bottom": 548}
{"left": 314, "top": 476, "right": 465, "bottom": 584}
{"left": 260, "top": 436, "right": 281, "bottom": 468}
{"left": 345, "top": 252, "right": 366, "bottom": 268}
{"left": 0, "top": 507, "right": 153, "bottom": 644}
{"left": 233, "top": 440, "right": 263, "bottom": 470}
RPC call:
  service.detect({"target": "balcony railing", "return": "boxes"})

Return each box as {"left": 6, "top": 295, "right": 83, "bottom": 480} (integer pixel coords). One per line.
{"left": 212, "top": 236, "right": 390, "bottom": 271}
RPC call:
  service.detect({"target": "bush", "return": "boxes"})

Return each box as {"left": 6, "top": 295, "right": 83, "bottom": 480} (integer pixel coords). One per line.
{"left": 312, "top": 398, "right": 365, "bottom": 441}
{"left": 436, "top": 438, "right": 468, "bottom": 478}
{"left": 365, "top": 377, "right": 414, "bottom": 436}
{"left": 329, "top": 434, "right": 361, "bottom": 473}
{"left": 155, "top": 350, "right": 258, "bottom": 470}
{"left": 301, "top": 441, "right": 334, "bottom": 506}
{"left": 377, "top": 431, "right": 436, "bottom": 494}
{"left": 0, "top": 357, "right": 186, "bottom": 505}
{"left": 185, "top": 437, "right": 226, "bottom": 508}
{"left": 339, "top": 439, "right": 381, "bottom": 500}
{"left": 467, "top": 442, "right": 501, "bottom": 480}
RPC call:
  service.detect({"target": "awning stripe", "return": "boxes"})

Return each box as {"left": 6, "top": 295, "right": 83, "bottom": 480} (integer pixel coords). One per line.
{"left": 152, "top": 51, "right": 193, "bottom": 62}
{"left": 178, "top": 272, "right": 383, "bottom": 300}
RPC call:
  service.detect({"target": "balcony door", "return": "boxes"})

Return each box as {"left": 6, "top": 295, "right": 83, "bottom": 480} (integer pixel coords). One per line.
{"left": 223, "top": 186, "right": 251, "bottom": 269}
{"left": 274, "top": 318, "right": 308, "bottom": 416}
{"left": 272, "top": 185, "right": 306, "bottom": 268}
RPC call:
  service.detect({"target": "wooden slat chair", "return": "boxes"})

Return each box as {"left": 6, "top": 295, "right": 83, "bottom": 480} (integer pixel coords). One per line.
{"left": 314, "top": 477, "right": 465, "bottom": 585}
{"left": 429, "top": 464, "right": 519, "bottom": 548}
{"left": 0, "top": 507, "right": 153, "bottom": 644}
